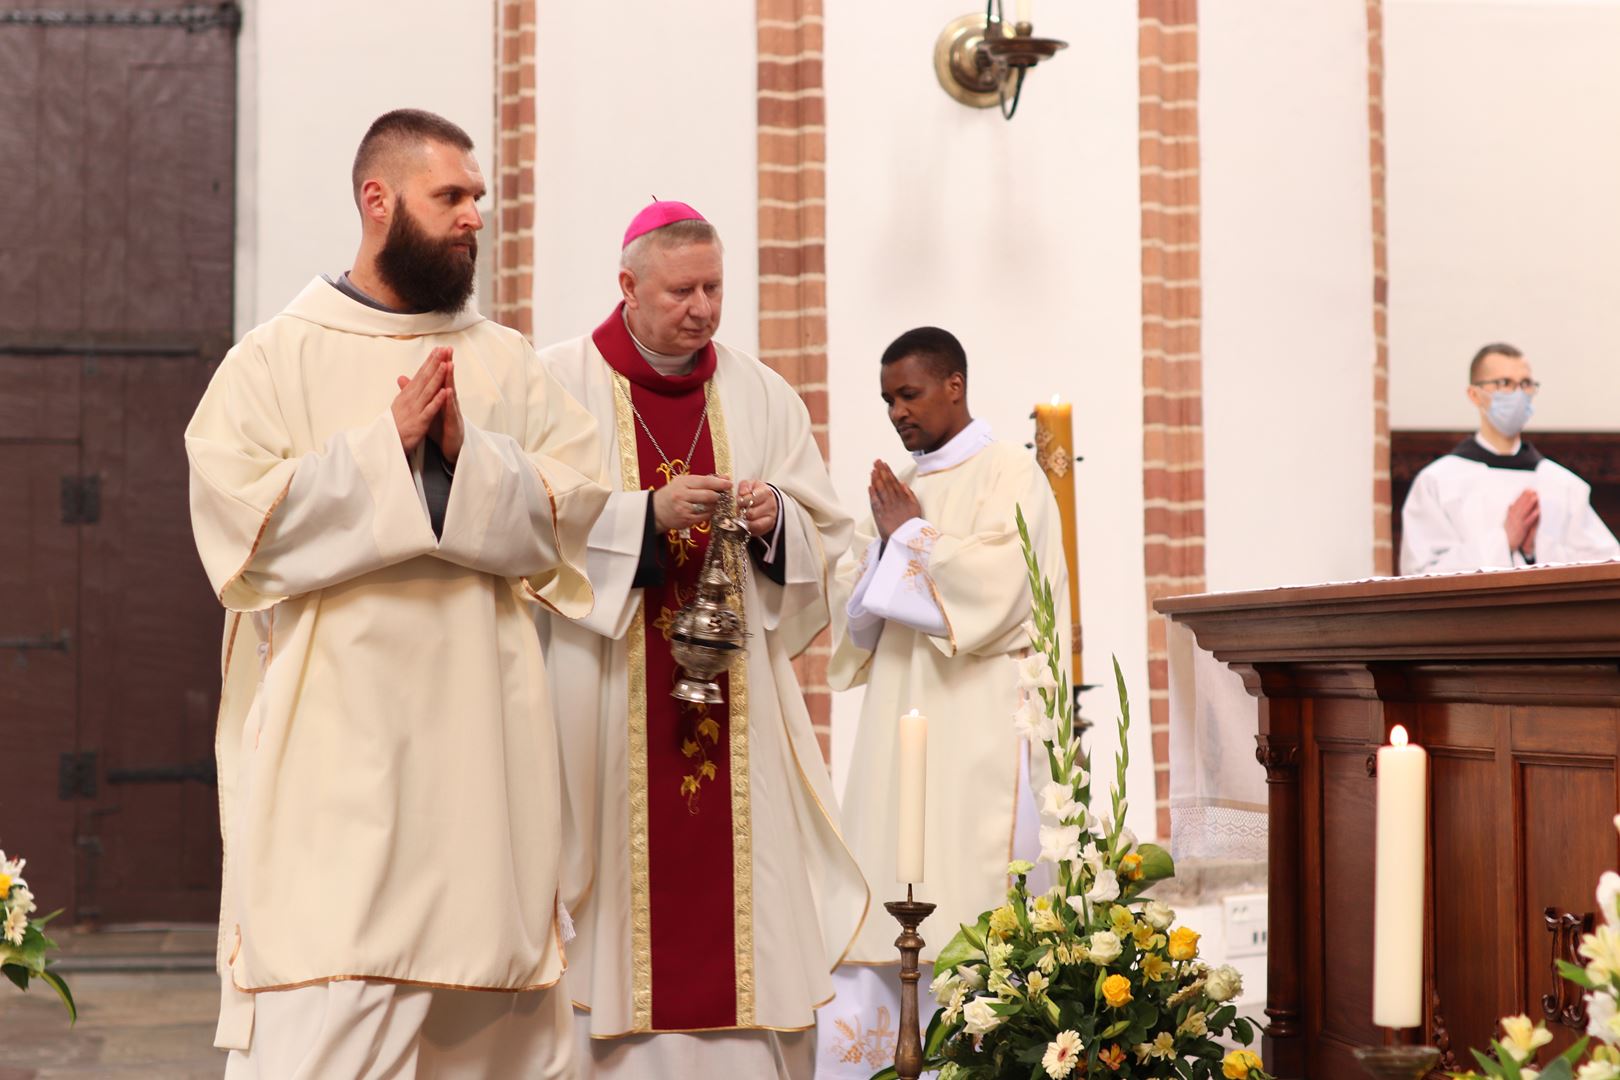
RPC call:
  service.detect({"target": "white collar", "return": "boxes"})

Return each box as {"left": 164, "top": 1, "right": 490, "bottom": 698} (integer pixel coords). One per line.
{"left": 622, "top": 308, "right": 696, "bottom": 377}
{"left": 1475, "top": 432, "right": 1522, "bottom": 457}
{"left": 912, "top": 419, "right": 994, "bottom": 476}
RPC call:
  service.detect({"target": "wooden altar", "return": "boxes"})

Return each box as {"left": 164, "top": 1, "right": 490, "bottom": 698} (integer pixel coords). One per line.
{"left": 1158, "top": 563, "right": 1620, "bottom": 1079}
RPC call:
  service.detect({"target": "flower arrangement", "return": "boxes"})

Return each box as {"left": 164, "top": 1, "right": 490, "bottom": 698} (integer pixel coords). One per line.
{"left": 1448, "top": 815, "right": 1620, "bottom": 1080}
{"left": 0, "top": 846, "right": 76, "bottom": 1022}
{"left": 882, "top": 508, "right": 1267, "bottom": 1079}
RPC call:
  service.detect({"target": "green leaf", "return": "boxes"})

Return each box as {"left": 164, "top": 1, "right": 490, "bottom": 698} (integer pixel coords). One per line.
{"left": 1135, "top": 843, "right": 1176, "bottom": 882}
{"left": 867, "top": 1067, "right": 900, "bottom": 1080}
{"left": 1536, "top": 1060, "right": 1575, "bottom": 1080}
{"left": 32, "top": 908, "right": 64, "bottom": 930}
{"left": 925, "top": 1009, "right": 952, "bottom": 1057}
{"left": 936, "top": 924, "right": 987, "bottom": 972}
{"left": 1101, "top": 1018, "right": 1131, "bottom": 1038}
{"left": 1553, "top": 1036, "right": 1590, "bottom": 1065}
{"left": 1232, "top": 1016, "right": 1254, "bottom": 1044}
{"left": 37, "top": 967, "right": 76, "bottom": 1024}
{"left": 3, "top": 961, "right": 28, "bottom": 991}
{"left": 1556, "top": 959, "right": 1597, "bottom": 989}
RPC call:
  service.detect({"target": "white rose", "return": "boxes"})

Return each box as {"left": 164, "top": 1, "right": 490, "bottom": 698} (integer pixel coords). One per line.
{"left": 1143, "top": 900, "right": 1175, "bottom": 929}
{"left": 1600, "top": 871, "right": 1620, "bottom": 927}
{"left": 1587, "top": 988, "right": 1620, "bottom": 1045}
{"left": 1039, "top": 781, "right": 1081, "bottom": 823}
{"left": 1086, "top": 869, "right": 1121, "bottom": 903}
{"left": 1206, "top": 964, "right": 1244, "bottom": 1003}
{"left": 962, "top": 996, "right": 1004, "bottom": 1036}
{"left": 1088, "top": 930, "right": 1123, "bottom": 965}
{"left": 1039, "top": 823, "right": 1081, "bottom": 865}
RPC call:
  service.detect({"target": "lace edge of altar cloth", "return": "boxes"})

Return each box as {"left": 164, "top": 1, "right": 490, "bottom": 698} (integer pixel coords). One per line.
{"left": 1168, "top": 802, "right": 1268, "bottom": 864}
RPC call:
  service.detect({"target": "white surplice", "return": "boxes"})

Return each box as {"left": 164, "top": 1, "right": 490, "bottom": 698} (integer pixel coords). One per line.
{"left": 817, "top": 423, "right": 1067, "bottom": 1076}
{"left": 1401, "top": 436, "right": 1619, "bottom": 574}
{"left": 186, "top": 278, "right": 609, "bottom": 1061}
{"left": 532, "top": 331, "right": 870, "bottom": 1064}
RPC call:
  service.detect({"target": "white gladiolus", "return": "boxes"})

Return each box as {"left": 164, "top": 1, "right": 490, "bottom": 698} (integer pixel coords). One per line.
{"left": 1086, "top": 869, "right": 1121, "bottom": 903}
{"left": 1039, "top": 823, "right": 1082, "bottom": 865}
{"left": 1038, "top": 781, "right": 1081, "bottom": 823}
{"left": 1017, "top": 654, "right": 1058, "bottom": 693}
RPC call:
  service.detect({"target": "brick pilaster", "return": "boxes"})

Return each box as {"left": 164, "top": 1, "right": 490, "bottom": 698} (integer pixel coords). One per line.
{"left": 1368, "top": 0, "right": 1393, "bottom": 575}
{"left": 490, "top": 0, "right": 535, "bottom": 338}
{"left": 756, "top": 0, "right": 832, "bottom": 761}
{"left": 1139, "top": 0, "right": 1204, "bottom": 841}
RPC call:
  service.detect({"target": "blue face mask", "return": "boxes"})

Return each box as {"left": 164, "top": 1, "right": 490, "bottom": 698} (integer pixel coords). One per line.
{"left": 1486, "top": 389, "right": 1534, "bottom": 437}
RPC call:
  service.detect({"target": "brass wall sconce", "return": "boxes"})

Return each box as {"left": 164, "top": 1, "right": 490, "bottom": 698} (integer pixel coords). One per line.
{"left": 933, "top": 1, "right": 1067, "bottom": 119}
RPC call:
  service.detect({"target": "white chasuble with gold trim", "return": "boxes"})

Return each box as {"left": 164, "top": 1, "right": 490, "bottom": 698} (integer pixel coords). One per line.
{"left": 186, "top": 278, "right": 609, "bottom": 1045}
{"left": 535, "top": 312, "right": 869, "bottom": 1040}
{"left": 829, "top": 436, "right": 1070, "bottom": 965}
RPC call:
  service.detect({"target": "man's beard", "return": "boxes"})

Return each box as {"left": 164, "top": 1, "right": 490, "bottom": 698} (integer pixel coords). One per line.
{"left": 375, "top": 198, "right": 478, "bottom": 314}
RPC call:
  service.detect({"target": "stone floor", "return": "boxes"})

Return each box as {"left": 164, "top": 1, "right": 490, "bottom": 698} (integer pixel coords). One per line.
{"left": 0, "top": 926, "right": 222, "bottom": 1079}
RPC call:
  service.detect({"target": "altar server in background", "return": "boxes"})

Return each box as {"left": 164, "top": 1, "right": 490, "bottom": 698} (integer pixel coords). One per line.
{"left": 817, "top": 326, "right": 1070, "bottom": 1079}
{"left": 1401, "top": 342, "right": 1618, "bottom": 574}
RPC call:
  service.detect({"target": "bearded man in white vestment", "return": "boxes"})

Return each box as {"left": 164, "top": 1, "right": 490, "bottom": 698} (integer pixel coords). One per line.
{"left": 817, "top": 327, "right": 1070, "bottom": 1078}
{"left": 1401, "top": 342, "right": 1619, "bottom": 574}
{"left": 186, "top": 110, "right": 608, "bottom": 1079}
{"left": 533, "top": 200, "right": 869, "bottom": 1079}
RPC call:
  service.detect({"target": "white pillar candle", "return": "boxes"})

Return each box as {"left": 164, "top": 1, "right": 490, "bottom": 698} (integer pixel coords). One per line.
{"left": 1015, "top": 0, "right": 1033, "bottom": 25}
{"left": 897, "top": 708, "right": 928, "bottom": 884}
{"left": 1372, "top": 724, "right": 1428, "bottom": 1028}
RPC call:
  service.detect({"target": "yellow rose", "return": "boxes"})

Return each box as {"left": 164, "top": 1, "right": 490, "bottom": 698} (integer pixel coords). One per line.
{"left": 1120, "top": 852, "right": 1144, "bottom": 880}
{"left": 1223, "top": 1049, "right": 1263, "bottom": 1078}
{"left": 1169, "top": 926, "right": 1201, "bottom": 961}
{"left": 1102, "top": 973, "right": 1134, "bottom": 1008}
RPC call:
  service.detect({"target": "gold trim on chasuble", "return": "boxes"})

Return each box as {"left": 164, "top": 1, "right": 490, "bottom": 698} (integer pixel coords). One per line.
{"left": 610, "top": 373, "right": 755, "bottom": 1031}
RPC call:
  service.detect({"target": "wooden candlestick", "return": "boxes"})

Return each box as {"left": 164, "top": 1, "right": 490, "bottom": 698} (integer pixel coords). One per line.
{"left": 886, "top": 885, "right": 937, "bottom": 1080}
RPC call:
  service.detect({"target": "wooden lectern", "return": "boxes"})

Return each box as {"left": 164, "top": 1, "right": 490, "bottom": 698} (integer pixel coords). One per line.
{"left": 1158, "top": 564, "right": 1620, "bottom": 1079}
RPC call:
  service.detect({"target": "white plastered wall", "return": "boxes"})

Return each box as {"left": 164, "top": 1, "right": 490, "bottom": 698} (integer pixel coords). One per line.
{"left": 527, "top": 6, "right": 760, "bottom": 356}
{"left": 822, "top": 1, "right": 1153, "bottom": 838}
{"left": 234, "top": 1, "right": 496, "bottom": 335}
{"left": 1200, "top": 0, "right": 1378, "bottom": 593}
{"left": 1386, "top": 0, "right": 1620, "bottom": 432}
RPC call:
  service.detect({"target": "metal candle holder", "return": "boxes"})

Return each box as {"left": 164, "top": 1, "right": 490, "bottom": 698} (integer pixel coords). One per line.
{"left": 1354, "top": 1044, "right": 1440, "bottom": 1080}
{"left": 668, "top": 492, "right": 750, "bottom": 703}
{"left": 886, "top": 885, "right": 937, "bottom": 1080}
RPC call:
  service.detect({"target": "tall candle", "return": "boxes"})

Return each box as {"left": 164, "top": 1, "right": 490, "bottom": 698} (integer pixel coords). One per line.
{"left": 1033, "top": 396, "right": 1082, "bottom": 686}
{"left": 897, "top": 708, "right": 928, "bottom": 884}
{"left": 1015, "top": 0, "right": 1034, "bottom": 26}
{"left": 1372, "top": 724, "right": 1428, "bottom": 1028}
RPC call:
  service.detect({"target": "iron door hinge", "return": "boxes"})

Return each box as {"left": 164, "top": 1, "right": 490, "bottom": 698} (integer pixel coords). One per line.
{"left": 60, "top": 475, "right": 101, "bottom": 525}
{"left": 58, "top": 751, "right": 98, "bottom": 800}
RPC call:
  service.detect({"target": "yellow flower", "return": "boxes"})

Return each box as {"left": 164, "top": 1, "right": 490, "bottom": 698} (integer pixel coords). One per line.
{"left": 0, "top": 872, "right": 11, "bottom": 897}
{"left": 1133, "top": 922, "right": 1160, "bottom": 950}
{"left": 1026, "top": 970, "right": 1050, "bottom": 998}
{"left": 1102, "top": 973, "right": 1133, "bottom": 1008}
{"left": 1169, "top": 926, "right": 1201, "bottom": 961}
{"left": 1031, "top": 899, "right": 1066, "bottom": 934}
{"left": 1109, "top": 906, "right": 1136, "bottom": 937}
{"left": 1585, "top": 925, "right": 1620, "bottom": 982}
{"left": 1120, "top": 852, "right": 1144, "bottom": 880}
{"left": 1142, "top": 953, "right": 1173, "bottom": 982}
{"left": 1499, "top": 1014, "right": 1553, "bottom": 1065}
{"left": 1036, "top": 948, "right": 1057, "bottom": 975}
{"left": 1098, "top": 1044, "right": 1126, "bottom": 1070}
{"left": 989, "top": 904, "right": 1019, "bottom": 940}
{"left": 1223, "top": 1049, "right": 1264, "bottom": 1078}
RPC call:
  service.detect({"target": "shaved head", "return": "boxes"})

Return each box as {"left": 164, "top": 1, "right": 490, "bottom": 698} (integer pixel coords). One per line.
{"left": 352, "top": 109, "right": 474, "bottom": 207}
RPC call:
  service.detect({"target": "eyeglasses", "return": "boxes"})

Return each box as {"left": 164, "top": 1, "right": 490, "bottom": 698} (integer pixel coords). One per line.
{"left": 1472, "top": 378, "right": 1541, "bottom": 395}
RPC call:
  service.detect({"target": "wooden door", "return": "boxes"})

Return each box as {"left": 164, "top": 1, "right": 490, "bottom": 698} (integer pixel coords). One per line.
{"left": 0, "top": 2, "right": 238, "bottom": 924}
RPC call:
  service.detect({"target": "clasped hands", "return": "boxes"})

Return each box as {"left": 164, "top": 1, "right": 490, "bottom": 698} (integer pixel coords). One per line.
{"left": 1506, "top": 488, "right": 1540, "bottom": 558}
{"left": 392, "top": 348, "right": 462, "bottom": 463}
{"left": 869, "top": 459, "right": 922, "bottom": 543}
{"left": 654, "top": 474, "right": 778, "bottom": 539}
